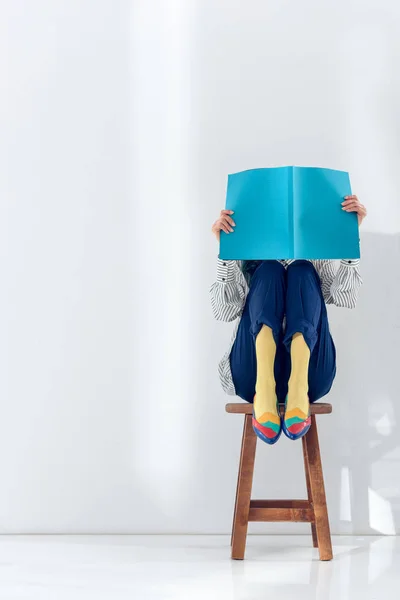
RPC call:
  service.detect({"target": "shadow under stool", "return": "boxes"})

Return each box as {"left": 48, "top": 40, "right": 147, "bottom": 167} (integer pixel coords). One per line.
{"left": 226, "top": 401, "right": 333, "bottom": 561}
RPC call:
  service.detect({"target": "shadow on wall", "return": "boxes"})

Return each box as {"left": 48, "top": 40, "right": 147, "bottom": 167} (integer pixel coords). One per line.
{"left": 325, "top": 231, "right": 400, "bottom": 535}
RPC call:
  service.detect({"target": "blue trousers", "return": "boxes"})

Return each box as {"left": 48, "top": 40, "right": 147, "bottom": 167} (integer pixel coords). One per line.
{"left": 229, "top": 260, "right": 336, "bottom": 404}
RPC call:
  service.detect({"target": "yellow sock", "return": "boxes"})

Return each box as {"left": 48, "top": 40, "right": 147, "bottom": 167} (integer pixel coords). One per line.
{"left": 287, "top": 332, "right": 310, "bottom": 416}
{"left": 254, "top": 325, "right": 278, "bottom": 420}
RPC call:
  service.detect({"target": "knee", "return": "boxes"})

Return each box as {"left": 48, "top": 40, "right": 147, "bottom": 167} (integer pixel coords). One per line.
{"left": 287, "top": 260, "right": 319, "bottom": 286}
{"left": 252, "top": 260, "right": 285, "bottom": 283}
{"left": 287, "top": 260, "right": 315, "bottom": 273}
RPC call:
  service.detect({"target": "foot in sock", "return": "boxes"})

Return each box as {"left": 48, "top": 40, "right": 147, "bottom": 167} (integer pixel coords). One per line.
{"left": 283, "top": 332, "right": 311, "bottom": 439}
{"left": 252, "top": 325, "right": 281, "bottom": 442}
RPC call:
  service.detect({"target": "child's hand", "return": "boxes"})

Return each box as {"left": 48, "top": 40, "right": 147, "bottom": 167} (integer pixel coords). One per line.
{"left": 211, "top": 210, "right": 236, "bottom": 241}
{"left": 342, "top": 195, "right": 367, "bottom": 226}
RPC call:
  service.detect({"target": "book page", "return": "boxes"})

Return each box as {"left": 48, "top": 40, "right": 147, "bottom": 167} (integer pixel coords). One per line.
{"left": 293, "top": 167, "right": 360, "bottom": 259}
{"left": 219, "top": 167, "right": 292, "bottom": 260}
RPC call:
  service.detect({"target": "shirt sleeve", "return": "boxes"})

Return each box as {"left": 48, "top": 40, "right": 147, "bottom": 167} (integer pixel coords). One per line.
{"left": 313, "top": 259, "right": 363, "bottom": 308}
{"left": 210, "top": 258, "right": 247, "bottom": 322}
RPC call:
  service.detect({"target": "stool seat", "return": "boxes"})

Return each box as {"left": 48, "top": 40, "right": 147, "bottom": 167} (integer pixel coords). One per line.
{"left": 227, "top": 401, "right": 333, "bottom": 561}
{"left": 226, "top": 402, "right": 332, "bottom": 415}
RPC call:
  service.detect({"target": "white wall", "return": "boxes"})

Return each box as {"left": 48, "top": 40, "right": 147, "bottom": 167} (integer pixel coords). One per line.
{"left": 1, "top": 0, "right": 400, "bottom": 534}
{"left": 0, "top": 0, "right": 133, "bottom": 533}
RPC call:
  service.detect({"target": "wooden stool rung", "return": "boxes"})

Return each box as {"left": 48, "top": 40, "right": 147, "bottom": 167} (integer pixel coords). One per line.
{"left": 250, "top": 499, "right": 311, "bottom": 509}
{"left": 249, "top": 507, "right": 314, "bottom": 522}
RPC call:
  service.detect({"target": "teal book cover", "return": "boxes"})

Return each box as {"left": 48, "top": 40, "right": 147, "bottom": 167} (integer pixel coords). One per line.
{"left": 219, "top": 166, "right": 360, "bottom": 260}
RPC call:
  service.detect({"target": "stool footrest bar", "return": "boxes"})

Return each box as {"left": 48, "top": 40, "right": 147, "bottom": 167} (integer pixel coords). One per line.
{"left": 250, "top": 499, "right": 312, "bottom": 509}
{"left": 248, "top": 507, "right": 314, "bottom": 522}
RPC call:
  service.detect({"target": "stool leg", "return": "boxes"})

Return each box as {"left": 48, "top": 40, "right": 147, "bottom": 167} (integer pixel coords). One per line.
{"left": 231, "top": 414, "right": 257, "bottom": 560}
{"left": 302, "top": 436, "right": 318, "bottom": 548}
{"left": 304, "top": 414, "right": 333, "bottom": 561}
{"left": 231, "top": 415, "right": 247, "bottom": 546}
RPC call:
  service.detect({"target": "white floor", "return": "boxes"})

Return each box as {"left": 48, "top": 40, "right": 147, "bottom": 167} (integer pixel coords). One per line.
{"left": 0, "top": 534, "right": 398, "bottom": 599}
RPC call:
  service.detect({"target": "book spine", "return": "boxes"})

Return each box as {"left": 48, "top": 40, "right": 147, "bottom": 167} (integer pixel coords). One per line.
{"left": 288, "top": 166, "right": 294, "bottom": 258}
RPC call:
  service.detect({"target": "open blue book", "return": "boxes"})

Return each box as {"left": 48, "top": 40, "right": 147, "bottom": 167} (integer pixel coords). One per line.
{"left": 219, "top": 166, "right": 360, "bottom": 260}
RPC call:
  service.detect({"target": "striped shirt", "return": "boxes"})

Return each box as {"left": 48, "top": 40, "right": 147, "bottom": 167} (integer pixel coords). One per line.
{"left": 210, "top": 258, "right": 363, "bottom": 395}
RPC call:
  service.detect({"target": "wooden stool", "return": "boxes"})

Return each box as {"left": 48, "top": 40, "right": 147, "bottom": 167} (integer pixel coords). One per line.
{"left": 227, "top": 402, "right": 333, "bottom": 561}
